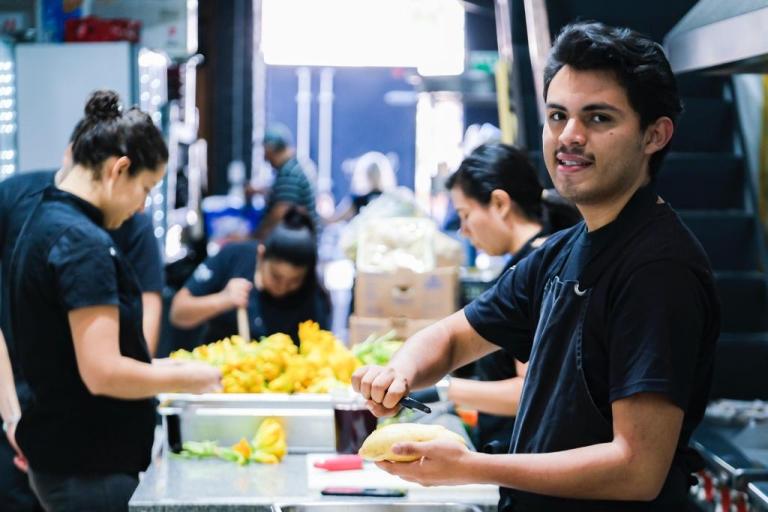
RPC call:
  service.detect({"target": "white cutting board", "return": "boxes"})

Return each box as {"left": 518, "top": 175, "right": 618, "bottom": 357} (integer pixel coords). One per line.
{"left": 306, "top": 454, "right": 499, "bottom": 499}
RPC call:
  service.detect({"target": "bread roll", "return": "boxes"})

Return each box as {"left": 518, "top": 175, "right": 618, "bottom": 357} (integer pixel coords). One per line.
{"left": 358, "top": 422, "right": 466, "bottom": 462}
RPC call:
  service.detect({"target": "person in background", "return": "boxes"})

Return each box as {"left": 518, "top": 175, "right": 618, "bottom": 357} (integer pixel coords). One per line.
{"left": 9, "top": 90, "right": 221, "bottom": 512}
{"left": 325, "top": 162, "right": 385, "bottom": 224}
{"left": 353, "top": 22, "right": 719, "bottom": 511}
{"left": 253, "top": 124, "right": 319, "bottom": 239}
{"left": 324, "top": 152, "right": 398, "bottom": 224}
{"left": 415, "top": 143, "right": 580, "bottom": 454}
{"left": 0, "top": 120, "right": 165, "bottom": 510}
{"left": 170, "top": 207, "right": 331, "bottom": 345}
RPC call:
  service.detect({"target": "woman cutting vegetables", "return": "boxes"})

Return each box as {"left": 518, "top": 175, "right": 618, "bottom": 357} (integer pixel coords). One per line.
{"left": 170, "top": 207, "right": 331, "bottom": 345}
{"left": 9, "top": 90, "right": 221, "bottom": 511}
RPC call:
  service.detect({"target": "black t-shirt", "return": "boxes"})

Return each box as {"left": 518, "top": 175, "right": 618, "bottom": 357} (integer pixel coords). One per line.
{"left": 184, "top": 241, "right": 331, "bottom": 345}
{"left": 10, "top": 187, "right": 155, "bottom": 475}
{"left": 474, "top": 231, "right": 544, "bottom": 453}
{"left": 109, "top": 212, "right": 164, "bottom": 293}
{"left": 465, "top": 186, "right": 719, "bottom": 510}
{"left": 0, "top": 170, "right": 163, "bottom": 406}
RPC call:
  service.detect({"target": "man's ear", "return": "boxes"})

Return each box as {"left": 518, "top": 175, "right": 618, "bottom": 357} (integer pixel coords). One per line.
{"left": 643, "top": 116, "right": 674, "bottom": 157}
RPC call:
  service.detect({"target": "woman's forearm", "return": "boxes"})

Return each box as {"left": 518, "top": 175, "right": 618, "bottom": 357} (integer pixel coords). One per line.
{"left": 449, "top": 376, "right": 524, "bottom": 416}
{"left": 71, "top": 305, "right": 221, "bottom": 398}
{"left": 90, "top": 357, "right": 202, "bottom": 398}
{"left": 142, "top": 292, "right": 162, "bottom": 356}
{"left": 0, "top": 330, "right": 21, "bottom": 423}
{"left": 170, "top": 288, "right": 229, "bottom": 328}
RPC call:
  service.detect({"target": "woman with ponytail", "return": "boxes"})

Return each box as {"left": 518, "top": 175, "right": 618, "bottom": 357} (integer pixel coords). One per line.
{"left": 171, "top": 206, "right": 331, "bottom": 345}
{"left": 9, "top": 90, "right": 221, "bottom": 511}
{"left": 434, "top": 143, "right": 580, "bottom": 454}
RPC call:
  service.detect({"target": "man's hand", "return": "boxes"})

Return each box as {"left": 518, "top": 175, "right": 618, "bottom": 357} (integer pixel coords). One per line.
{"left": 5, "top": 421, "right": 28, "bottom": 473}
{"left": 351, "top": 365, "right": 409, "bottom": 417}
{"left": 375, "top": 438, "right": 472, "bottom": 486}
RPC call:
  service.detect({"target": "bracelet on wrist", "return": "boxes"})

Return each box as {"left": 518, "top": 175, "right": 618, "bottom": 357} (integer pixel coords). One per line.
{"left": 435, "top": 375, "right": 452, "bottom": 402}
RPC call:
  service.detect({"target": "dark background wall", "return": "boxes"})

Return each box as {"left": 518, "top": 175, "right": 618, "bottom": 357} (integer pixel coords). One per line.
{"left": 265, "top": 66, "right": 417, "bottom": 202}
{"left": 198, "top": 0, "right": 253, "bottom": 195}
{"left": 195, "top": 0, "right": 701, "bottom": 197}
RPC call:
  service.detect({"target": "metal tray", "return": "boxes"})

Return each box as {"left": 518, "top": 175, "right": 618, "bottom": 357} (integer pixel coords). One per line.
{"left": 272, "top": 504, "right": 484, "bottom": 512}
{"left": 157, "top": 393, "right": 335, "bottom": 454}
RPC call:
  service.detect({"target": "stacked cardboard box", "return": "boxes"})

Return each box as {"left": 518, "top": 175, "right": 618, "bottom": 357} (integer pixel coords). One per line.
{"left": 348, "top": 267, "right": 459, "bottom": 345}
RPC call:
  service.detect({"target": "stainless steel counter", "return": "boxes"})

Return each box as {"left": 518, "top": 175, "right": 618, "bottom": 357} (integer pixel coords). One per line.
{"left": 128, "top": 454, "right": 498, "bottom": 512}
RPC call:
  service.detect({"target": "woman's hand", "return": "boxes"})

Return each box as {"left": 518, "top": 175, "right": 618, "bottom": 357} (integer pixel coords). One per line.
{"left": 177, "top": 361, "right": 223, "bottom": 393}
{"left": 5, "top": 420, "right": 28, "bottom": 473}
{"left": 219, "top": 278, "right": 253, "bottom": 310}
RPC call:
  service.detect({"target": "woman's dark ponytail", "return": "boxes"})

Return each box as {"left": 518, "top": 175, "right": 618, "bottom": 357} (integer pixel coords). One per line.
{"left": 262, "top": 206, "right": 317, "bottom": 268}
{"left": 446, "top": 143, "right": 544, "bottom": 221}
{"left": 71, "top": 89, "right": 168, "bottom": 178}
{"left": 84, "top": 90, "right": 121, "bottom": 121}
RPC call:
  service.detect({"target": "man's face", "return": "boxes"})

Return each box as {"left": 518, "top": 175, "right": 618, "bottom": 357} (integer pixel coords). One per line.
{"left": 263, "top": 145, "right": 277, "bottom": 168}
{"left": 542, "top": 66, "right": 650, "bottom": 207}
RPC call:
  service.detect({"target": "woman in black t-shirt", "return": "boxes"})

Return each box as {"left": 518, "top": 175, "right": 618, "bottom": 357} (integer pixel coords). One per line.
{"left": 170, "top": 207, "right": 331, "bottom": 345}
{"left": 9, "top": 91, "right": 221, "bottom": 512}
{"left": 438, "top": 143, "right": 580, "bottom": 452}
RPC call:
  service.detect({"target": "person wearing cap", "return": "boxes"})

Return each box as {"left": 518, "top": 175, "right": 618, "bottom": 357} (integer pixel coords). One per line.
{"left": 254, "top": 124, "right": 319, "bottom": 239}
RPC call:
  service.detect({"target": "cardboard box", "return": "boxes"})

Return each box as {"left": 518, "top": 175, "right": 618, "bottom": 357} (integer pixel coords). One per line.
{"left": 348, "top": 315, "right": 439, "bottom": 345}
{"left": 354, "top": 267, "right": 459, "bottom": 319}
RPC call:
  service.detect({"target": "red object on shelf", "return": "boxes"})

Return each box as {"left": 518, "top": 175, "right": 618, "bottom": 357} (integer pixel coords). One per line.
{"left": 734, "top": 491, "right": 749, "bottom": 512}
{"left": 699, "top": 471, "right": 714, "bottom": 502}
{"left": 720, "top": 485, "right": 731, "bottom": 511}
{"left": 64, "top": 16, "right": 140, "bottom": 43}
{"left": 313, "top": 454, "right": 364, "bottom": 471}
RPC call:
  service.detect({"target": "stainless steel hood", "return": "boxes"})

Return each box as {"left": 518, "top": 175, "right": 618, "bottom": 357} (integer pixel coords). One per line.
{"left": 664, "top": 0, "right": 768, "bottom": 74}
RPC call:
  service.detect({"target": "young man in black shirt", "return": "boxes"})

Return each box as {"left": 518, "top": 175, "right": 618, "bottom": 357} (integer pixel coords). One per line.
{"left": 353, "top": 22, "right": 719, "bottom": 511}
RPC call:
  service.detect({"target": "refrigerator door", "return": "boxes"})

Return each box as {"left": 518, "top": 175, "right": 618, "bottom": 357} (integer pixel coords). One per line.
{"left": 15, "top": 42, "right": 134, "bottom": 172}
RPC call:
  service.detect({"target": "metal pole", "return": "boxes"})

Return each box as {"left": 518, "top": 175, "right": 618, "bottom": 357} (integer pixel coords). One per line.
{"left": 231, "top": 0, "right": 246, "bottom": 163}
{"left": 296, "top": 67, "right": 312, "bottom": 162}
{"left": 494, "top": 0, "right": 524, "bottom": 147}
{"left": 317, "top": 67, "right": 334, "bottom": 194}
{"left": 252, "top": 0, "right": 267, "bottom": 184}
{"left": 523, "top": 0, "right": 552, "bottom": 125}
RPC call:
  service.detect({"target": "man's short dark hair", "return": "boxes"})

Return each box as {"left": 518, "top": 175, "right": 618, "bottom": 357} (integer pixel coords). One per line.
{"left": 543, "top": 22, "right": 683, "bottom": 178}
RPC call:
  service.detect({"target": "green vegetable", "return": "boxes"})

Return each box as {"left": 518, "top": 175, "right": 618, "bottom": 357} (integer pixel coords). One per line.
{"left": 352, "top": 331, "right": 403, "bottom": 366}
